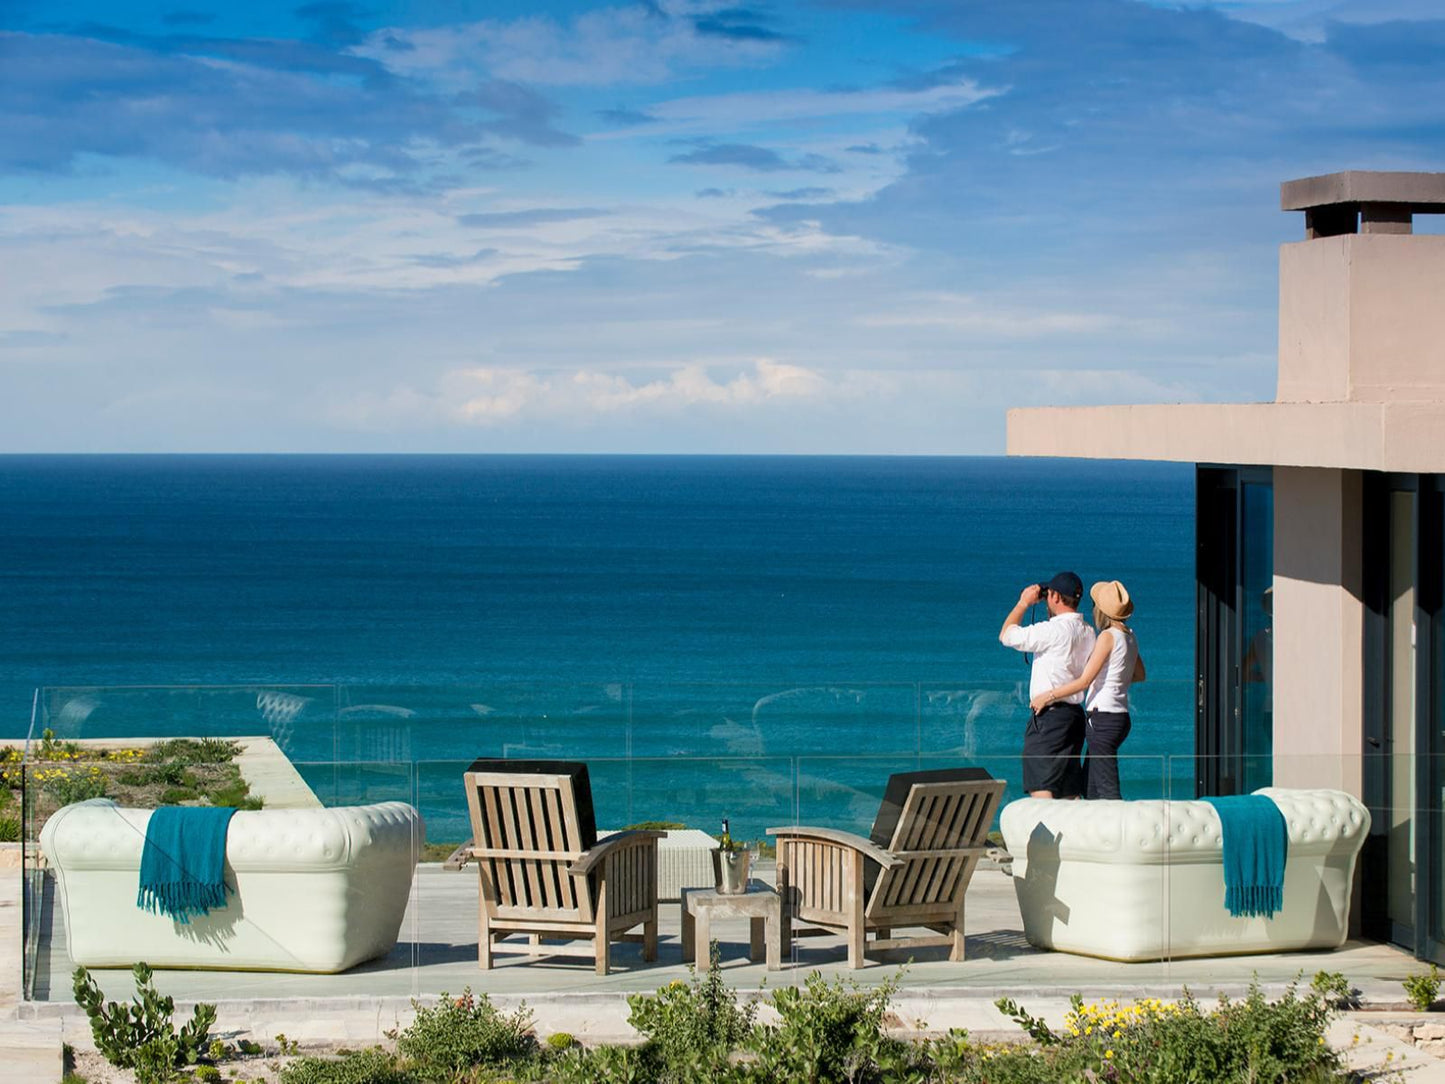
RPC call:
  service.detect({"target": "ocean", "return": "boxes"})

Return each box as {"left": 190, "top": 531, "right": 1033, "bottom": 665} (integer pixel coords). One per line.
{"left": 0, "top": 455, "right": 1194, "bottom": 841}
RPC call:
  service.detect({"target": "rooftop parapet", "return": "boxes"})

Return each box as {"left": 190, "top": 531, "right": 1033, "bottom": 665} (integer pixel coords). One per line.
{"left": 1282, "top": 170, "right": 1445, "bottom": 237}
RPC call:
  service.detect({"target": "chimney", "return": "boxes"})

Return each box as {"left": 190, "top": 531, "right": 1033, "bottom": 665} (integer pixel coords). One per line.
{"left": 1281, "top": 170, "right": 1445, "bottom": 238}
{"left": 1276, "top": 170, "right": 1445, "bottom": 404}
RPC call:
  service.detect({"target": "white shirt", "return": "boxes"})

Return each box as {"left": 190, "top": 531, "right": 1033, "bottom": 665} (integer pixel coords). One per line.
{"left": 1001, "top": 611, "right": 1096, "bottom": 703}
{"left": 1086, "top": 626, "right": 1139, "bottom": 713}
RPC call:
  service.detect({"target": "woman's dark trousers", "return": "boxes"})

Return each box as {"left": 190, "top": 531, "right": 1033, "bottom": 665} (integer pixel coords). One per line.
{"left": 1084, "top": 710, "right": 1132, "bottom": 800}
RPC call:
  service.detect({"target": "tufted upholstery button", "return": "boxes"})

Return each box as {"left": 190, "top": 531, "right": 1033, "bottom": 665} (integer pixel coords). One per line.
{"left": 1000, "top": 789, "right": 1371, "bottom": 865}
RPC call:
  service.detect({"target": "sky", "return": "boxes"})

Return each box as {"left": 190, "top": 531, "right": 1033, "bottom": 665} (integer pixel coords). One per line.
{"left": 2, "top": 0, "right": 1443, "bottom": 453}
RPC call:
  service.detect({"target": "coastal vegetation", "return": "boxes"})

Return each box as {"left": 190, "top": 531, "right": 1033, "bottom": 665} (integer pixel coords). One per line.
{"left": 1404, "top": 965, "right": 1440, "bottom": 1012}
{"left": 73, "top": 951, "right": 1353, "bottom": 1083}
{"left": 1, "top": 733, "right": 260, "bottom": 840}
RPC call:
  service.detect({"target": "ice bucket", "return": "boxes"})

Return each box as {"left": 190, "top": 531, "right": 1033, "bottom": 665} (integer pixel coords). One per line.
{"left": 711, "top": 848, "right": 751, "bottom": 894}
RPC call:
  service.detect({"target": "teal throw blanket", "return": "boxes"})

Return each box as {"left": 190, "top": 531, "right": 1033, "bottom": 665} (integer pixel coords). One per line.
{"left": 137, "top": 806, "right": 237, "bottom": 924}
{"left": 1203, "top": 795, "right": 1288, "bottom": 919}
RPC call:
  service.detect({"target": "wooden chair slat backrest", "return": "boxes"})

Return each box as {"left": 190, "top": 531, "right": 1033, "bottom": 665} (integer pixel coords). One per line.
{"left": 871, "top": 779, "right": 1004, "bottom": 914}
{"left": 464, "top": 769, "right": 594, "bottom": 920}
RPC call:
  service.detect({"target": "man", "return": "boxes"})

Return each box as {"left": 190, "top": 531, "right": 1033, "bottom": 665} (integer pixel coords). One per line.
{"left": 999, "top": 571, "right": 1095, "bottom": 798}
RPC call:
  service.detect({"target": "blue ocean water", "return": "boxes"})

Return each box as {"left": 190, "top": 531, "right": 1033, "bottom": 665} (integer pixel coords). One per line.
{"left": 0, "top": 455, "right": 1194, "bottom": 840}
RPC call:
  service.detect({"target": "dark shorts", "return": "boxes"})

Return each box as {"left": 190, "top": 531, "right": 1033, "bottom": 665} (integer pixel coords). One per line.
{"left": 1022, "top": 702, "right": 1086, "bottom": 796}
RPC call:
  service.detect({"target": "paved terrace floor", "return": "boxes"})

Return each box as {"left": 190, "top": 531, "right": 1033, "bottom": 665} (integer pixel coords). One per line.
{"left": 29, "top": 861, "right": 1421, "bottom": 1009}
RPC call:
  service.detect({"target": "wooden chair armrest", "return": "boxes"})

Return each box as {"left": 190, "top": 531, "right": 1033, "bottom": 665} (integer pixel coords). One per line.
{"left": 442, "top": 838, "right": 474, "bottom": 871}
{"left": 569, "top": 829, "right": 664, "bottom": 875}
{"left": 767, "top": 825, "right": 903, "bottom": 869}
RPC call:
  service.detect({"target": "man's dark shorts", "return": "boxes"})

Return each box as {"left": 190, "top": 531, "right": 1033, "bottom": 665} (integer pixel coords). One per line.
{"left": 1022, "top": 702, "right": 1085, "bottom": 796}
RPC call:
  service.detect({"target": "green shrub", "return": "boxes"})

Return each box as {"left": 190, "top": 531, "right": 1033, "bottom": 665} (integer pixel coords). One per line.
{"left": 987, "top": 980, "right": 1346, "bottom": 1084}
{"left": 1405, "top": 964, "right": 1440, "bottom": 1011}
{"left": 545, "top": 1032, "right": 577, "bottom": 1051}
{"left": 626, "top": 941, "right": 757, "bottom": 1082}
{"left": 194, "top": 1065, "right": 223, "bottom": 1083}
{"left": 42, "top": 769, "right": 108, "bottom": 805}
{"left": 72, "top": 963, "right": 216, "bottom": 1084}
{"left": 1311, "top": 970, "right": 1359, "bottom": 1010}
{"left": 206, "top": 777, "right": 262, "bottom": 809}
{"left": 150, "top": 739, "right": 240, "bottom": 765}
{"left": 123, "top": 762, "right": 195, "bottom": 787}
{"left": 0, "top": 812, "right": 20, "bottom": 842}
{"left": 159, "top": 786, "right": 199, "bottom": 805}
{"left": 394, "top": 989, "right": 535, "bottom": 1079}
{"left": 751, "top": 971, "right": 917, "bottom": 1084}
{"left": 279, "top": 1049, "right": 412, "bottom": 1084}
{"left": 543, "top": 1043, "right": 656, "bottom": 1084}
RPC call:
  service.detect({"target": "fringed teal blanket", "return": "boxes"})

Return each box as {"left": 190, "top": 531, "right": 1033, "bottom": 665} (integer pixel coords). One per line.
{"left": 137, "top": 806, "right": 236, "bottom": 924}
{"left": 1203, "top": 795, "right": 1288, "bottom": 919}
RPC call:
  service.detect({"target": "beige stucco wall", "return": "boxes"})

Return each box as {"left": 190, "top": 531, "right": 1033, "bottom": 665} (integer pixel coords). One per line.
{"left": 1278, "top": 237, "right": 1352, "bottom": 403}
{"left": 1279, "top": 235, "right": 1445, "bottom": 405}
{"left": 1344, "top": 236, "right": 1445, "bottom": 403}
{"left": 1269, "top": 467, "right": 1364, "bottom": 797}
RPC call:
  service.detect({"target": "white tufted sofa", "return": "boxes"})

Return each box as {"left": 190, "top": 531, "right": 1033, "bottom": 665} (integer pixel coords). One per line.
{"left": 999, "top": 788, "right": 1370, "bottom": 962}
{"left": 41, "top": 800, "right": 421, "bottom": 973}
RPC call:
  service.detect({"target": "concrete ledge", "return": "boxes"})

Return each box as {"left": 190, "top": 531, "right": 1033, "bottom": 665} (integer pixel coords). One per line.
{"left": 233, "top": 737, "right": 322, "bottom": 809}
{"left": 19, "top": 980, "right": 1419, "bottom": 1047}
{"left": 1282, "top": 170, "right": 1445, "bottom": 211}
{"left": 0, "top": 1020, "right": 64, "bottom": 1084}
{"left": 1, "top": 735, "right": 320, "bottom": 810}
{"left": 1006, "top": 401, "right": 1445, "bottom": 473}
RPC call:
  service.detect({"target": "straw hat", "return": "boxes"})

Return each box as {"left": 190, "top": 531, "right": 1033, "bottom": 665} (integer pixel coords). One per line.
{"left": 1090, "top": 580, "right": 1134, "bottom": 622}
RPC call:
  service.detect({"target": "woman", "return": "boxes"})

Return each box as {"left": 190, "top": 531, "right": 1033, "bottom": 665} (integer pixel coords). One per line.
{"left": 1029, "top": 580, "right": 1145, "bottom": 800}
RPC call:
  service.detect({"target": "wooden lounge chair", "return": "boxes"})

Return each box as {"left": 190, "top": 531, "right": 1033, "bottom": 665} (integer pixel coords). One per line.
{"left": 769, "top": 768, "right": 1005, "bottom": 968}
{"left": 447, "top": 759, "right": 661, "bottom": 974}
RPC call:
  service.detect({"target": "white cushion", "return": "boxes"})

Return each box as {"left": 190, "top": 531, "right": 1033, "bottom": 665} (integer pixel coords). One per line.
{"left": 41, "top": 801, "right": 421, "bottom": 973}
{"left": 999, "top": 788, "right": 1370, "bottom": 962}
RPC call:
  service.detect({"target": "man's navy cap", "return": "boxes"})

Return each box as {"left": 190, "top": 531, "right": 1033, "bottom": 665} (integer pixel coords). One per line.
{"left": 1042, "top": 571, "right": 1084, "bottom": 600}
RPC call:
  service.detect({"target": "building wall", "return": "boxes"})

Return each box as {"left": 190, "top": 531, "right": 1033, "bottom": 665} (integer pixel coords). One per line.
{"left": 1271, "top": 466, "right": 1364, "bottom": 796}
{"left": 1279, "top": 235, "right": 1445, "bottom": 405}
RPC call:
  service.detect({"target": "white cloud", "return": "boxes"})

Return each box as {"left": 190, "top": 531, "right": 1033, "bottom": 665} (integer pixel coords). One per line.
{"left": 357, "top": 3, "right": 783, "bottom": 91}
{"left": 1171, "top": 0, "right": 1444, "bottom": 41}
{"left": 592, "top": 79, "right": 1000, "bottom": 138}
{"left": 855, "top": 293, "right": 1146, "bottom": 340}
{"left": 332, "top": 358, "right": 877, "bottom": 431}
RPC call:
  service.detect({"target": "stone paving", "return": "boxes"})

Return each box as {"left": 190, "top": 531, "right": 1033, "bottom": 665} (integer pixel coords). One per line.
{"left": 25, "top": 861, "right": 1426, "bottom": 1009}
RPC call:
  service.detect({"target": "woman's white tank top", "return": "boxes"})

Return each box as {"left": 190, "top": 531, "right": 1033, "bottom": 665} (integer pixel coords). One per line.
{"left": 1086, "top": 626, "right": 1138, "bottom": 714}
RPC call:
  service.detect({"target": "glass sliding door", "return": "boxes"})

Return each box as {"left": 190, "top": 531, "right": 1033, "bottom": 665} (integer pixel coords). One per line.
{"left": 1389, "top": 489, "right": 1418, "bottom": 943}
{"left": 1195, "top": 466, "right": 1273, "bottom": 797}
{"left": 1239, "top": 479, "right": 1275, "bottom": 793}
{"left": 1423, "top": 477, "right": 1445, "bottom": 962}
{"left": 1367, "top": 473, "right": 1445, "bottom": 962}
{"left": 1363, "top": 475, "right": 1420, "bottom": 947}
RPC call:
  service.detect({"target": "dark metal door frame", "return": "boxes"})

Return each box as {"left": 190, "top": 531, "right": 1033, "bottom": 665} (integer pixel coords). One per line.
{"left": 1417, "top": 476, "right": 1445, "bottom": 963}
{"left": 1195, "top": 465, "right": 1271, "bottom": 797}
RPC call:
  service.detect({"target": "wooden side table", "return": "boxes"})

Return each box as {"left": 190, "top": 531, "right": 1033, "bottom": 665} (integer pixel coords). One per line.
{"left": 680, "top": 882, "right": 782, "bottom": 971}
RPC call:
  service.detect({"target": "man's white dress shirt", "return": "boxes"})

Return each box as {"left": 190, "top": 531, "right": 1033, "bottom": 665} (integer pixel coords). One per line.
{"left": 1001, "top": 611, "right": 1096, "bottom": 703}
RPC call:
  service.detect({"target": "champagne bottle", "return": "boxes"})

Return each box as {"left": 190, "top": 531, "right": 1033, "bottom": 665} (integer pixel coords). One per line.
{"left": 720, "top": 817, "right": 732, "bottom": 851}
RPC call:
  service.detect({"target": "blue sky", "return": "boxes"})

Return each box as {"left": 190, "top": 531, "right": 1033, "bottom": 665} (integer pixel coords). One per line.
{"left": 2, "top": 0, "right": 1443, "bottom": 452}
